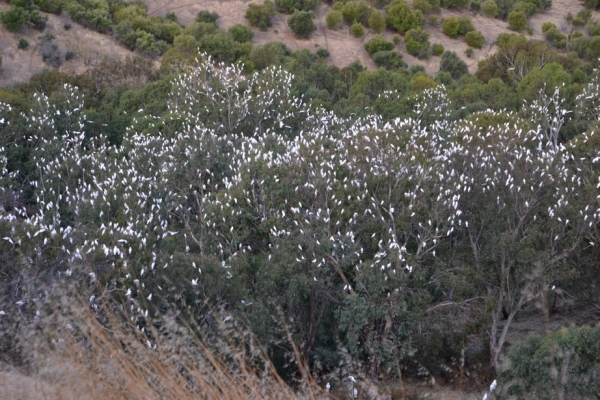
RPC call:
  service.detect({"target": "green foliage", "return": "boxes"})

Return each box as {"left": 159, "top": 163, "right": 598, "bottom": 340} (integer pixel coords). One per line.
{"left": 249, "top": 42, "right": 289, "bottom": 70}
{"left": 350, "top": 22, "right": 365, "bottom": 36}
{"left": 465, "top": 46, "right": 473, "bottom": 57}
{"left": 325, "top": 10, "right": 343, "bottom": 29}
{"left": 498, "top": 324, "right": 600, "bottom": 399}
{"left": 442, "top": 17, "right": 460, "bottom": 38}
{"left": 440, "top": 50, "right": 468, "bottom": 79}
{"left": 245, "top": 0, "right": 276, "bottom": 31}
{"left": 405, "top": 27, "right": 430, "bottom": 58}
{"left": 457, "top": 16, "right": 474, "bottom": 35}
{"left": 508, "top": 10, "right": 527, "bottom": 31}
{"left": 18, "top": 38, "right": 29, "bottom": 50}
{"left": 465, "top": 30, "right": 485, "bottom": 48}
{"left": 385, "top": 0, "right": 425, "bottom": 33}
{"left": 432, "top": 42, "right": 444, "bottom": 55}
{"left": 541, "top": 21, "right": 556, "bottom": 33}
{"left": 114, "top": 21, "right": 138, "bottom": 49}
{"left": 275, "top": 0, "right": 319, "bottom": 13}
{"left": 228, "top": 24, "right": 254, "bottom": 43}
{"left": 372, "top": 50, "right": 405, "bottom": 69}
{"left": 195, "top": 10, "right": 219, "bottom": 24}
{"left": 412, "top": 0, "right": 432, "bottom": 13}
{"left": 135, "top": 29, "right": 168, "bottom": 56}
{"left": 341, "top": 0, "right": 373, "bottom": 25}
{"left": 287, "top": 10, "right": 316, "bottom": 38}
{"left": 584, "top": 0, "right": 599, "bottom": 8}
{"left": 481, "top": 0, "right": 500, "bottom": 16}
{"left": 368, "top": 10, "right": 386, "bottom": 33}
{"left": 441, "top": 0, "right": 469, "bottom": 7}
{"left": 364, "top": 34, "right": 395, "bottom": 55}
{"left": 1, "top": 6, "right": 27, "bottom": 31}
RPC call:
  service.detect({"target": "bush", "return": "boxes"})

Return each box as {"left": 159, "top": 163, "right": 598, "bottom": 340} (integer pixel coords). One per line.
{"left": 465, "top": 30, "right": 485, "bottom": 48}
{"left": 392, "top": 34, "right": 401, "bottom": 44}
{"left": 39, "top": 33, "right": 62, "bottom": 68}
{"left": 115, "top": 21, "right": 138, "bottom": 49}
{"left": 372, "top": 50, "right": 405, "bottom": 69}
{"left": 18, "top": 38, "right": 29, "bottom": 50}
{"left": 440, "top": 50, "right": 468, "bottom": 79}
{"left": 341, "top": 1, "right": 373, "bottom": 25}
{"left": 288, "top": 10, "right": 316, "bottom": 38}
{"left": 65, "top": 51, "right": 76, "bottom": 60}
{"left": 364, "top": 34, "right": 395, "bottom": 54}
{"left": 228, "top": 24, "right": 254, "bottom": 43}
{"left": 385, "top": 0, "right": 425, "bottom": 33}
{"left": 412, "top": 0, "right": 432, "bottom": 14}
{"left": 368, "top": 11, "right": 386, "bottom": 33}
{"left": 275, "top": 0, "right": 319, "bottom": 13}
{"left": 457, "top": 16, "right": 474, "bottom": 35}
{"left": 541, "top": 21, "right": 556, "bottom": 33}
{"left": 432, "top": 43, "right": 444, "bottom": 55}
{"left": 481, "top": 0, "right": 500, "bottom": 16}
{"left": 442, "top": 17, "right": 460, "bottom": 38}
{"left": 326, "top": 10, "right": 343, "bottom": 29}
{"left": 1, "top": 6, "right": 27, "bottom": 31}
{"left": 245, "top": 1, "right": 276, "bottom": 31}
{"left": 497, "top": 325, "right": 600, "bottom": 399}
{"left": 350, "top": 22, "right": 365, "bottom": 37}
{"left": 196, "top": 10, "right": 219, "bottom": 24}
{"left": 405, "top": 27, "right": 430, "bottom": 58}
{"left": 316, "top": 48, "right": 329, "bottom": 58}
{"left": 508, "top": 11, "right": 527, "bottom": 31}
{"left": 465, "top": 47, "right": 473, "bottom": 57}
{"left": 441, "top": 0, "right": 469, "bottom": 7}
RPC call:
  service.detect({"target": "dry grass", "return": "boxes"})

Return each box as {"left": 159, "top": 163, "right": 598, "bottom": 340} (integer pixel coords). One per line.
{"left": 0, "top": 290, "right": 322, "bottom": 400}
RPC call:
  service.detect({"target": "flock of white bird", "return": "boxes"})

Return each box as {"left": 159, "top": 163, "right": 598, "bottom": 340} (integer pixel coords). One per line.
{"left": 0, "top": 57, "right": 599, "bottom": 353}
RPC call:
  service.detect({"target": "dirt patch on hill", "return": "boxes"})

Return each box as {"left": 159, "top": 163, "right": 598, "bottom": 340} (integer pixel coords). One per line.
{"left": 0, "top": 4, "right": 136, "bottom": 88}
{"left": 146, "top": 0, "right": 600, "bottom": 76}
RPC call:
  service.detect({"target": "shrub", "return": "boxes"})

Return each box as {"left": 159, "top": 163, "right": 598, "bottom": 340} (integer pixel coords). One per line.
{"left": 245, "top": 1, "right": 276, "bottom": 31}
{"left": 18, "top": 38, "right": 29, "bottom": 50}
{"left": 428, "top": 15, "right": 438, "bottom": 25}
{"left": 114, "top": 21, "right": 138, "bottom": 50}
{"left": 350, "top": 22, "right": 365, "bottom": 37}
{"left": 441, "top": 0, "right": 469, "bottom": 7}
{"left": 385, "top": 0, "right": 425, "bottom": 33}
{"left": 316, "top": 48, "right": 330, "bottom": 58}
{"left": 288, "top": 10, "right": 316, "bottom": 38}
{"left": 405, "top": 27, "right": 430, "bottom": 58}
{"left": 39, "top": 33, "right": 62, "bottom": 68}
{"left": 341, "top": 0, "right": 373, "bottom": 25}
{"left": 368, "top": 11, "right": 386, "bottom": 33}
{"left": 508, "top": 11, "right": 527, "bottom": 31}
{"left": 584, "top": 0, "right": 599, "bottom": 8}
{"left": 457, "top": 16, "right": 474, "bottom": 35}
{"left": 326, "top": 10, "right": 343, "bottom": 29}
{"left": 440, "top": 50, "right": 468, "bottom": 79}
{"left": 465, "top": 30, "right": 485, "bottom": 48}
{"left": 372, "top": 50, "right": 405, "bottom": 69}
{"left": 275, "top": 0, "right": 319, "bottom": 13}
{"left": 442, "top": 17, "right": 460, "bottom": 38}
{"left": 412, "top": 0, "right": 432, "bottom": 14}
{"left": 228, "top": 24, "right": 254, "bottom": 43}
{"left": 196, "top": 10, "right": 219, "bottom": 24}
{"left": 1, "top": 6, "right": 27, "bottom": 31}
{"left": 465, "top": 47, "right": 473, "bottom": 57}
{"left": 392, "top": 34, "right": 401, "bottom": 44}
{"left": 481, "top": 0, "right": 500, "bottom": 16}
{"left": 432, "top": 43, "right": 444, "bottom": 55}
{"left": 470, "top": 1, "right": 480, "bottom": 11}
{"left": 497, "top": 325, "right": 600, "bottom": 399}
{"left": 65, "top": 51, "right": 76, "bottom": 60}
{"left": 364, "top": 34, "right": 395, "bottom": 54}
{"left": 541, "top": 21, "right": 556, "bottom": 33}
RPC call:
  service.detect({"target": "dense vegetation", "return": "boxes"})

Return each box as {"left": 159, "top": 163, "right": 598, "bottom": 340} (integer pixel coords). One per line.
{"left": 2, "top": 0, "right": 600, "bottom": 398}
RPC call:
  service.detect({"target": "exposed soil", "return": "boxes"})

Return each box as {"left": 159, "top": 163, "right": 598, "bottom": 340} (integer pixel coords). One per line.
{"left": 0, "top": 3, "right": 136, "bottom": 87}
{"left": 145, "top": 0, "right": 600, "bottom": 76}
